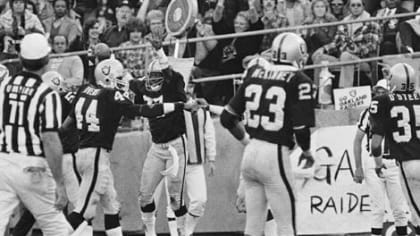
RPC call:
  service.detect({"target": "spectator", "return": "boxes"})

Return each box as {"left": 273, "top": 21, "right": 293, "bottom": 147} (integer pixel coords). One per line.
{"left": 198, "top": 8, "right": 263, "bottom": 104}
{"left": 400, "top": 6, "right": 420, "bottom": 52}
{"left": 26, "top": 0, "right": 37, "bottom": 14}
{"left": 363, "top": 0, "right": 382, "bottom": 14}
{"left": 375, "top": 0, "right": 410, "bottom": 55}
{"left": 0, "top": 0, "right": 45, "bottom": 40}
{"left": 0, "top": 0, "right": 9, "bottom": 15}
{"left": 101, "top": 0, "right": 132, "bottom": 47}
{"left": 329, "top": 0, "right": 347, "bottom": 20}
{"left": 143, "top": 9, "right": 165, "bottom": 39}
{"left": 260, "top": 0, "right": 289, "bottom": 51}
{"left": 0, "top": 29, "right": 21, "bottom": 75}
{"left": 34, "top": 0, "right": 54, "bottom": 26}
{"left": 136, "top": 0, "right": 170, "bottom": 21}
{"left": 43, "top": 0, "right": 81, "bottom": 45}
{"left": 312, "top": 0, "right": 381, "bottom": 88}
{"left": 302, "top": 0, "right": 337, "bottom": 54}
{"left": 277, "top": 0, "right": 311, "bottom": 26}
{"left": 73, "top": 0, "right": 106, "bottom": 24}
{"left": 69, "top": 18, "right": 101, "bottom": 82}
{"left": 47, "top": 34, "right": 84, "bottom": 89}
{"left": 116, "top": 17, "right": 150, "bottom": 78}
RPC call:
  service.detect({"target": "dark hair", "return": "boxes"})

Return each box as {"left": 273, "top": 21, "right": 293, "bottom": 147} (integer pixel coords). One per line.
{"left": 126, "top": 17, "right": 147, "bottom": 35}
{"left": 26, "top": 1, "right": 37, "bottom": 15}
{"left": 52, "top": 34, "right": 68, "bottom": 45}
{"left": 53, "top": 0, "right": 70, "bottom": 11}
{"left": 82, "top": 18, "right": 99, "bottom": 41}
{"left": 21, "top": 55, "right": 49, "bottom": 71}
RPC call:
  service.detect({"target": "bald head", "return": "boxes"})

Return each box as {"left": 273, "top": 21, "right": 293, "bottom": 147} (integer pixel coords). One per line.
{"left": 94, "top": 43, "right": 112, "bottom": 62}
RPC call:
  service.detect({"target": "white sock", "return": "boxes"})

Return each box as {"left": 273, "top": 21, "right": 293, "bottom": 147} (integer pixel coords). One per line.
{"left": 141, "top": 212, "right": 157, "bottom": 236}
{"left": 168, "top": 218, "right": 179, "bottom": 236}
{"left": 106, "top": 226, "right": 123, "bottom": 236}
{"left": 85, "top": 225, "right": 94, "bottom": 236}
{"left": 185, "top": 213, "right": 200, "bottom": 235}
{"left": 176, "top": 215, "right": 186, "bottom": 235}
{"left": 264, "top": 218, "right": 278, "bottom": 236}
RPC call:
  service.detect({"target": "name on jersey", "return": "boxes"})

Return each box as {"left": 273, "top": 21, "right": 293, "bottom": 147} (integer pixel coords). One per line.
{"left": 251, "top": 68, "right": 295, "bottom": 81}
{"left": 83, "top": 87, "right": 100, "bottom": 96}
{"left": 6, "top": 84, "right": 35, "bottom": 97}
{"left": 389, "top": 93, "right": 420, "bottom": 101}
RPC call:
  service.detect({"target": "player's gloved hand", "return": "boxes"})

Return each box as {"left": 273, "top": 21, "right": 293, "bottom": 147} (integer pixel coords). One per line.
{"left": 298, "top": 150, "right": 315, "bottom": 169}
{"left": 55, "top": 183, "right": 68, "bottom": 211}
{"left": 353, "top": 167, "right": 364, "bottom": 184}
{"left": 208, "top": 160, "right": 216, "bottom": 177}
{"left": 375, "top": 164, "right": 387, "bottom": 178}
{"left": 195, "top": 98, "right": 209, "bottom": 109}
{"left": 184, "top": 99, "right": 199, "bottom": 111}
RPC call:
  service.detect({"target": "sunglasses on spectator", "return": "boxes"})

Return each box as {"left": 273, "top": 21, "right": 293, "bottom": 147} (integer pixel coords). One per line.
{"left": 350, "top": 3, "right": 362, "bottom": 7}
{"left": 331, "top": 3, "right": 343, "bottom": 7}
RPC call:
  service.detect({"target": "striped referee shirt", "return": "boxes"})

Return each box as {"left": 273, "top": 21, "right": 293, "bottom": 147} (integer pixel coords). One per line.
{"left": 357, "top": 107, "right": 390, "bottom": 156}
{"left": 0, "top": 71, "right": 62, "bottom": 156}
{"left": 184, "top": 108, "right": 216, "bottom": 165}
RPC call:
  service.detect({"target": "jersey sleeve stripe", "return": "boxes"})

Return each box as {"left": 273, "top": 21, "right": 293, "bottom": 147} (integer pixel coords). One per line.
{"left": 357, "top": 108, "right": 369, "bottom": 132}
{"left": 44, "top": 92, "right": 62, "bottom": 130}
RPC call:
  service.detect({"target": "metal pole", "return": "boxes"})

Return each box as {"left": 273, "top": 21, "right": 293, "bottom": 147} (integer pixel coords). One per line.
{"left": 1, "top": 11, "right": 420, "bottom": 65}
{"left": 192, "top": 51, "right": 420, "bottom": 83}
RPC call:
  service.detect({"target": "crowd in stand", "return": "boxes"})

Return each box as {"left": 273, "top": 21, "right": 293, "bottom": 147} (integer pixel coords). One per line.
{"left": 0, "top": 0, "right": 420, "bottom": 106}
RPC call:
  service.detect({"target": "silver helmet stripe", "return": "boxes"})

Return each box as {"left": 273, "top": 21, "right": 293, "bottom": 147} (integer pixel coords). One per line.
{"left": 402, "top": 63, "right": 410, "bottom": 92}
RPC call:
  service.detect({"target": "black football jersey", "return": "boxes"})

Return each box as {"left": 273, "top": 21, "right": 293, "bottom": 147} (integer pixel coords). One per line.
{"left": 369, "top": 92, "right": 420, "bottom": 161}
{"left": 60, "top": 91, "right": 79, "bottom": 154}
{"left": 130, "top": 68, "right": 187, "bottom": 143}
{"left": 228, "top": 58, "right": 315, "bottom": 146}
{"left": 71, "top": 84, "right": 170, "bottom": 150}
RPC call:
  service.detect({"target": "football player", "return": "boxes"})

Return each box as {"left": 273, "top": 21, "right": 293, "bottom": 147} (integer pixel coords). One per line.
{"left": 353, "top": 78, "right": 409, "bottom": 236}
{"left": 129, "top": 36, "right": 189, "bottom": 236}
{"left": 220, "top": 32, "right": 315, "bottom": 236}
{"left": 370, "top": 63, "right": 420, "bottom": 236}
{"left": 63, "top": 58, "right": 196, "bottom": 236}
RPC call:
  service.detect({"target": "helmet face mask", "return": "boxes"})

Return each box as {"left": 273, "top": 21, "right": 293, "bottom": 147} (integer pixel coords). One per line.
{"left": 145, "top": 71, "right": 164, "bottom": 92}
{"left": 145, "top": 60, "right": 164, "bottom": 92}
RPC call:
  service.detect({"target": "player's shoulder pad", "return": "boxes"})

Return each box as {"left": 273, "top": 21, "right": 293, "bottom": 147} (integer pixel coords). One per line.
{"left": 372, "top": 94, "right": 391, "bottom": 104}
{"left": 247, "top": 56, "right": 270, "bottom": 70}
{"left": 112, "top": 89, "right": 130, "bottom": 102}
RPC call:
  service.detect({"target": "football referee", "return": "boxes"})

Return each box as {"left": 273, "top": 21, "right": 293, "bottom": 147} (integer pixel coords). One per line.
{"left": 0, "top": 33, "right": 72, "bottom": 235}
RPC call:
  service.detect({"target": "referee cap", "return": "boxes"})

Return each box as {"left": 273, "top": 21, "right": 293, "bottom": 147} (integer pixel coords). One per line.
{"left": 375, "top": 79, "right": 389, "bottom": 90}
{"left": 20, "top": 33, "right": 51, "bottom": 60}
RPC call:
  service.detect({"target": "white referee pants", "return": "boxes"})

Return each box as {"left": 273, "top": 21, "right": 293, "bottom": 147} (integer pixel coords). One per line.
{"left": 364, "top": 158, "right": 408, "bottom": 229}
{"left": 0, "top": 153, "right": 72, "bottom": 236}
{"left": 400, "top": 160, "right": 420, "bottom": 228}
{"left": 241, "top": 139, "right": 295, "bottom": 236}
{"left": 156, "top": 164, "right": 207, "bottom": 218}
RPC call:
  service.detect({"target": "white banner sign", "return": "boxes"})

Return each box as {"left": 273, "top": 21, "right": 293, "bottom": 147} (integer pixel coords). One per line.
{"left": 291, "top": 126, "right": 374, "bottom": 235}
{"left": 333, "top": 86, "right": 372, "bottom": 110}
